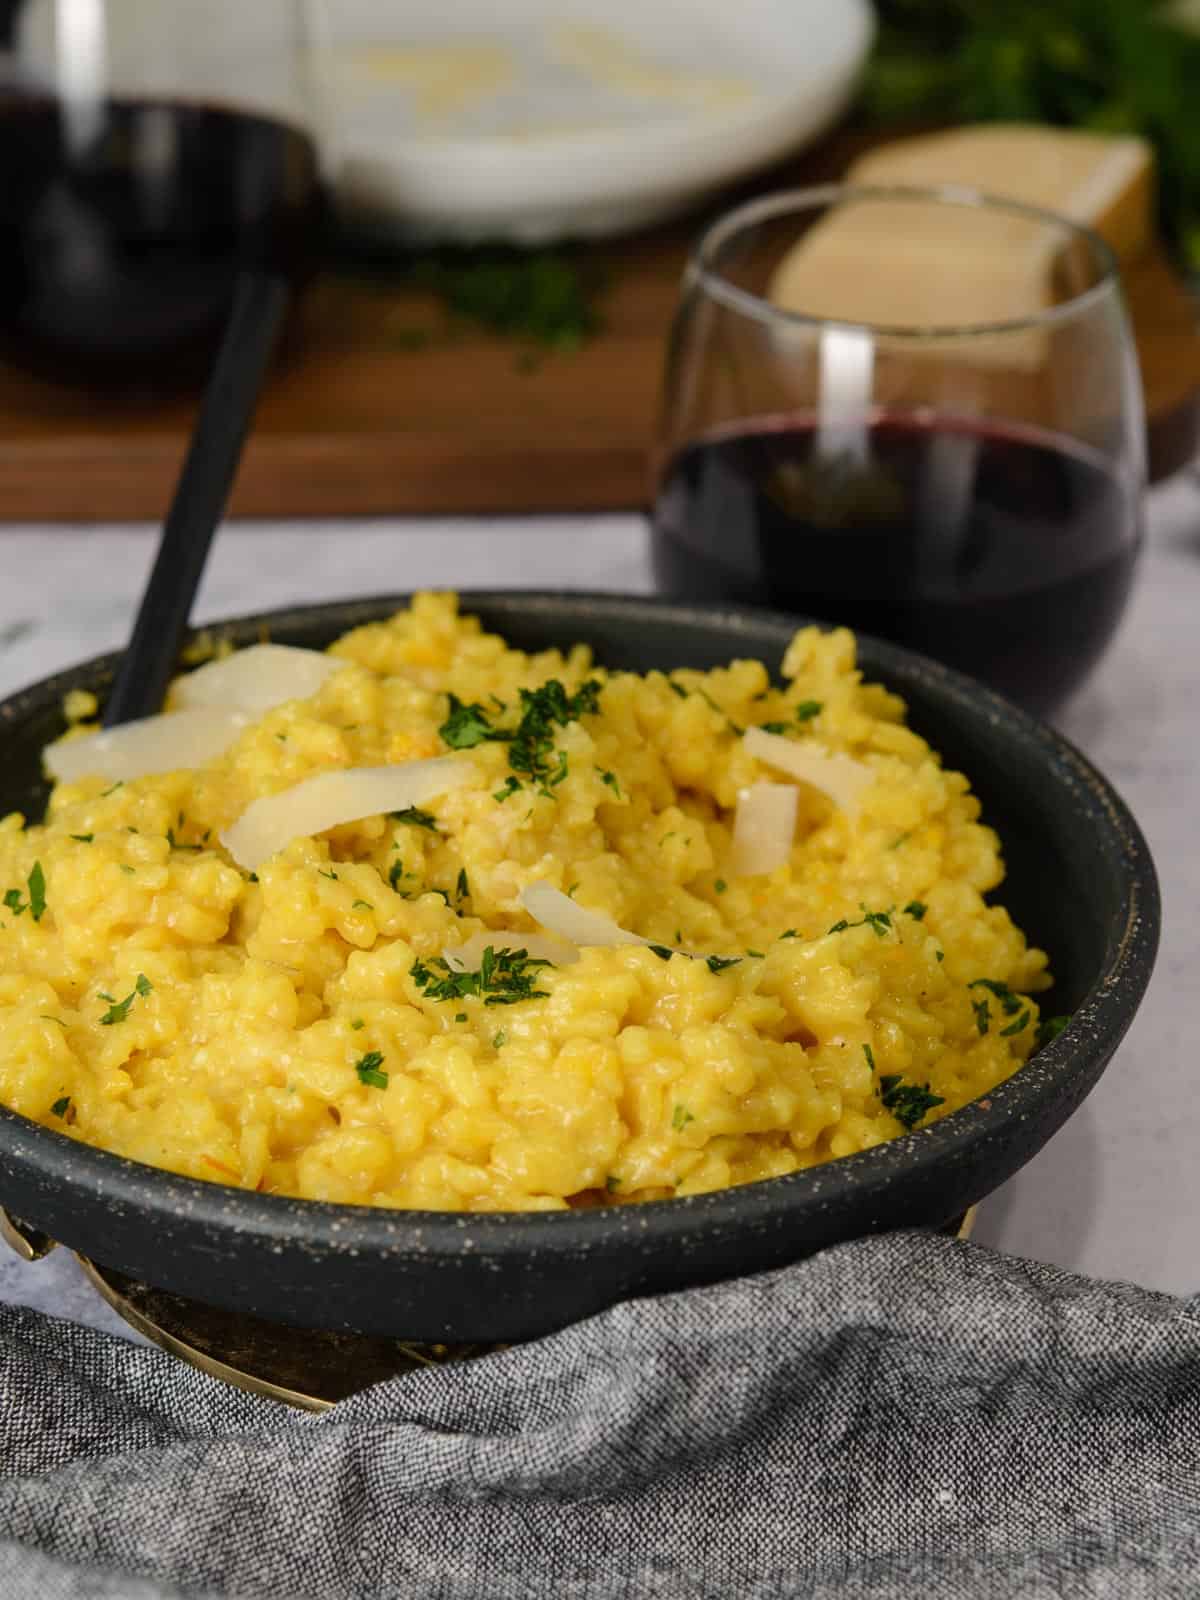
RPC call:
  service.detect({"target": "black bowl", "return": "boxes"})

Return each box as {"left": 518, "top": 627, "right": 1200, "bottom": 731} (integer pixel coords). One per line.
{"left": 0, "top": 594, "right": 1159, "bottom": 1340}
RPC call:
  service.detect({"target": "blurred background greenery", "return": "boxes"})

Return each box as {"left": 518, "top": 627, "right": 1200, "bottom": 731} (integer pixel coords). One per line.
{"left": 864, "top": 0, "right": 1200, "bottom": 268}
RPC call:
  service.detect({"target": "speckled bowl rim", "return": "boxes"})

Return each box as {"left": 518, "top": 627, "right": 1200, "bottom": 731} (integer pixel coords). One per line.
{"left": 0, "top": 591, "right": 1160, "bottom": 1258}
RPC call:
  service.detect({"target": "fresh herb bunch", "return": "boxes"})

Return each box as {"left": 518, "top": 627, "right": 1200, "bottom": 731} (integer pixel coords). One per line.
{"left": 864, "top": 0, "right": 1200, "bottom": 267}
{"left": 410, "top": 248, "right": 604, "bottom": 351}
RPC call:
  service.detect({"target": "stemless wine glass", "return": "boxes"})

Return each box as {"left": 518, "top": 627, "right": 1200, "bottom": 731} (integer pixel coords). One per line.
{"left": 651, "top": 187, "right": 1147, "bottom": 715}
{"left": 0, "top": 0, "right": 326, "bottom": 391}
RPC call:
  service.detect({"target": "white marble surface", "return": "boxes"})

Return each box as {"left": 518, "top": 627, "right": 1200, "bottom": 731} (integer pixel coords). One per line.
{"left": 0, "top": 490, "right": 1195, "bottom": 1339}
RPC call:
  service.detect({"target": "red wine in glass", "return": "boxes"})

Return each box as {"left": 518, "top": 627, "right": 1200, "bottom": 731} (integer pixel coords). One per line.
{"left": 654, "top": 189, "right": 1147, "bottom": 715}
{"left": 0, "top": 93, "right": 325, "bottom": 388}
{"left": 652, "top": 412, "right": 1141, "bottom": 717}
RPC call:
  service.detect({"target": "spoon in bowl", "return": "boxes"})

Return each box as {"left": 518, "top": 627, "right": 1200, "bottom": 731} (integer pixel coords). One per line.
{"left": 102, "top": 270, "right": 290, "bottom": 729}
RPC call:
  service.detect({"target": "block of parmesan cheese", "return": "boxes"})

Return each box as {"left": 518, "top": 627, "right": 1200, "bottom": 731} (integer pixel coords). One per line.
{"left": 768, "top": 125, "right": 1154, "bottom": 337}
{"left": 848, "top": 125, "right": 1154, "bottom": 263}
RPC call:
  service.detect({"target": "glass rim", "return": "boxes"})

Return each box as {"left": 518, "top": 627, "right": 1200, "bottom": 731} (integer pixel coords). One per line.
{"left": 689, "top": 183, "right": 1122, "bottom": 341}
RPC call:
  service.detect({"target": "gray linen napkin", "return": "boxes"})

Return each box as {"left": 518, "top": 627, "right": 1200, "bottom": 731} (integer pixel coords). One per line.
{"left": 0, "top": 1230, "right": 1196, "bottom": 1600}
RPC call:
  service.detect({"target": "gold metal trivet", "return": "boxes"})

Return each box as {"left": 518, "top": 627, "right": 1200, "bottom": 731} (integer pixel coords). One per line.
{"left": 76, "top": 1257, "right": 499, "bottom": 1412}
{"left": 0, "top": 1207, "right": 56, "bottom": 1262}
{"left": 74, "top": 1209, "right": 979, "bottom": 1411}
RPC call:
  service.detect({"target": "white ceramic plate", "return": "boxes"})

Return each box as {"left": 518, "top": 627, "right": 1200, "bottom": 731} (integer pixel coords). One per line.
{"left": 314, "top": 0, "right": 875, "bottom": 244}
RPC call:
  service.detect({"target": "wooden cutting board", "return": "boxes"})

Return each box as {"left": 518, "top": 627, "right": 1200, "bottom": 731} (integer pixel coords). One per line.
{"left": 0, "top": 128, "right": 1195, "bottom": 522}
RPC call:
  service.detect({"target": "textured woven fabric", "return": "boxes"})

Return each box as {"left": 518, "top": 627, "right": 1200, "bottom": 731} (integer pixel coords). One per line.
{"left": 0, "top": 1231, "right": 1197, "bottom": 1599}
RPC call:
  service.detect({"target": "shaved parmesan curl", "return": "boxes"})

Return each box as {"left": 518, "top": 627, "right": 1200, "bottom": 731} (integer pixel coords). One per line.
{"left": 221, "top": 757, "right": 473, "bottom": 871}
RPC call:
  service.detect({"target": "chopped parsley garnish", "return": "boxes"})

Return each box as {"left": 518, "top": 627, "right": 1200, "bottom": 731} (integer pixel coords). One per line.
{"left": 695, "top": 687, "right": 742, "bottom": 734}
{"left": 508, "top": 679, "right": 601, "bottom": 795}
{"left": 442, "top": 679, "right": 602, "bottom": 798}
{"left": 411, "top": 946, "right": 553, "bottom": 1007}
{"left": 440, "top": 694, "right": 501, "bottom": 749}
{"left": 1036, "top": 1015, "right": 1071, "bottom": 1049}
{"left": 355, "top": 1051, "right": 388, "bottom": 1089}
{"left": 4, "top": 863, "right": 46, "bottom": 922}
{"left": 828, "top": 906, "right": 893, "bottom": 938}
{"left": 706, "top": 955, "right": 741, "bottom": 973}
{"left": 761, "top": 700, "right": 823, "bottom": 733}
{"left": 352, "top": 899, "right": 374, "bottom": 911}
{"left": 166, "top": 828, "right": 200, "bottom": 852}
{"left": 247, "top": 873, "right": 259, "bottom": 884}
{"left": 99, "top": 782, "right": 123, "bottom": 798}
{"left": 863, "top": 1043, "right": 876, "bottom": 1072}
{"left": 648, "top": 945, "right": 674, "bottom": 961}
{"left": 391, "top": 806, "right": 439, "bottom": 833}
{"left": 969, "top": 978, "right": 1024, "bottom": 1017}
{"left": 903, "top": 901, "right": 927, "bottom": 921}
{"left": 879, "top": 1075, "right": 944, "bottom": 1130}
{"left": 28, "top": 863, "right": 46, "bottom": 922}
{"left": 779, "top": 929, "right": 799, "bottom": 940}
{"left": 666, "top": 678, "right": 742, "bottom": 733}
{"left": 318, "top": 868, "right": 339, "bottom": 881}
{"left": 671, "top": 1104, "right": 695, "bottom": 1132}
{"left": 351, "top": 1018, "right": 364, "bottom": 1030}
{"left": 454, "top": 869, "right": 470, "bottom": 904}
{"left": 605, "top": 1175, "right": 620, "bottom": 1193}
{"left": 746, "top": 949, "right": 766, "bottom": 959}
{"left": 388, "top": 861, "right": 405, "bottom": 892}
{"left": 492, "top": 1030, "right": 507, "bottom": 1049}
{"left": 118, "top": 864, "right": 135, "bottom": 875}
{"left": 406, "top": 248, "right": 602, "bottom": 355}
{"left": 99, "top": 973, "right": 152, "bottom": 1026}
{"left": 566, "top": 883, "right": 579, "bottom": 899}
{"left": 548, "top": 750, "right": 570, "bottom": 790}
{"left": 598, "top": 769, "right": 622, "bottom": 797}
{"left": 493, "top": 776, "right": 522, "bottom": 803}
{"left": 455, "top": 1012, "right": 468, "bottom": 1023}
{"left": 1000, "top": 1009, "right": 1032, "bottom": 1037}
{"left": 70, "top": 833, "right": 93, "bottom": 844}
{"left": 429, "top": 888, "right": 453, "bottom": 908}
{"left": 50, "top": 1095, "right": 72, "bottom": 1119}
{"left": 889, "top": 832, "right": 913, "bottom": 851}
{"left": 972, "top": 997, "right": 992, "bottom": 1036}
{"left": 714, "top": 879, "right": 727, "bottom": 894}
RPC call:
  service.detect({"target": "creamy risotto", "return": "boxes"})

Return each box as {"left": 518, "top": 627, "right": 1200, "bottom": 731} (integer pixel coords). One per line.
{"left": 0, "top": 594, "right": 1052, "bottom": 1212}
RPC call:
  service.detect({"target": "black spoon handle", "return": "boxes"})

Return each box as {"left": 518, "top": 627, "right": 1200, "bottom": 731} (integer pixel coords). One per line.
{"left": 102, "top": 272, "right": 290, "bottom": 729}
